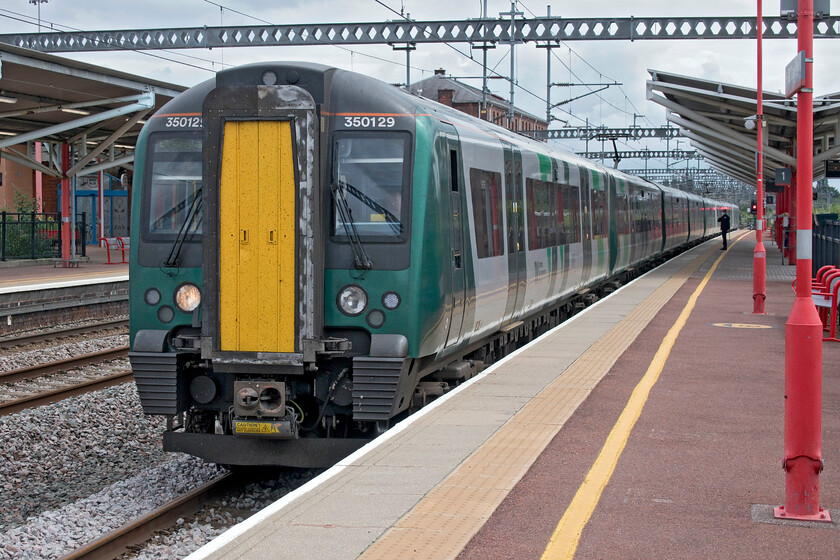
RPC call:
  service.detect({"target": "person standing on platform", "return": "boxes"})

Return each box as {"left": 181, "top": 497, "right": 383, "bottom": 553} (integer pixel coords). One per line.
{"left": 718, "top": 209, "right": 731, "bottom": 250}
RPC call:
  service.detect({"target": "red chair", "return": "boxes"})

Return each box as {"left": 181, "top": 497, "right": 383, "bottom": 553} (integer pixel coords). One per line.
{"left": 814, "top": 265, "right": 837, "bottom": 291}
{"left": 812, "top": 269, "right": 840, "bottom": 342}
{"left": 100, "top": 237, "right": 126, "bottom": 265}
{"left": 791, "top": 265, "right": 837, "bottom": 293}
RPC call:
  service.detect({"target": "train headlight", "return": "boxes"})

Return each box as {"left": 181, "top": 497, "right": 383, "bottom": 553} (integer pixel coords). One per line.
{"left": 175, "top": 283, "right": 201, "bottom": 313}
{"left": 337, "top": 284, "right": 368, "bottom": 316}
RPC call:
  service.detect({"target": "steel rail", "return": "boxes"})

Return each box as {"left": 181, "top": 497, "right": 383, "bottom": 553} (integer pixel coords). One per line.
{"left": 59, "top": 473, "right": 236, "bottom": 560}
{"left": 0, "top": 320, "right": 129, "bottom": 350}
{"left": 0, "top": 370, "right": 133, "bottom": 416}
{"left": 0, "top": 346, "right": 129, "bottom": 384}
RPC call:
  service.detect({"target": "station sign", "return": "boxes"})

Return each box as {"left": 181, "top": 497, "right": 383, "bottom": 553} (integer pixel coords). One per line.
{"left": 826, "top": 159, "right": 840, "bottom": 178}
{"left": 766, "top": 183, "right": 785, "bottom": 193}
{"left": 765, "top": 177, "right": 784, "bottom": 193}
{"left": 785, "top": 51, "right": 807, "bottom": 98}
{"left": 775, "top": 167, "right": 792, "bottom": 187}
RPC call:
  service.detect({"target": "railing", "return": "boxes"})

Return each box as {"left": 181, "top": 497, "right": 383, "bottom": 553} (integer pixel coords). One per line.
{"left": 813, "top": 219, "right": 840, "bottom": 274}
{"left": 0, "top": 212, "right": 87, "bottom": 261}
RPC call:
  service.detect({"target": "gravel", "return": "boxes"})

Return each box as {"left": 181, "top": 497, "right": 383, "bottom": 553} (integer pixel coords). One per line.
{"left": 0, "top": 383, "right": 170, "bottom": 531}
{"left": 0, "top": 456, "right": 224, "bottom": 560}
{"left": 0, "top": 328, "right": 325, "bottom": 560}
{"left": 122, "top": 470, "right": 321, "bottom": 560}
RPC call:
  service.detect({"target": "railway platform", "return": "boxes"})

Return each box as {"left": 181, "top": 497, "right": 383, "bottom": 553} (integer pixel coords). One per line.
{"left": 0, "top": 244, "right": 128, "bottom": 293}
{"left": 186, "top": 229, "right": 840, "bottom": 560}
{"left": 0, "top": 245, "right": 128, "bottom": 335}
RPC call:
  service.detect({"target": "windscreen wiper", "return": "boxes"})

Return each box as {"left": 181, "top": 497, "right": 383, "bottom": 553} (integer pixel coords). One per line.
{"left": 331, "top": 182, "right": 372, "bottom": 270}
{"left": 343, "top": 183, "right": 403, "bottom": 239}
{"left": 164, "top": 188, "right": 202, "bottom": 267}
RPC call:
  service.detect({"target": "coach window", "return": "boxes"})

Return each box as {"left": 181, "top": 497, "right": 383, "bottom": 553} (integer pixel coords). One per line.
{"left": 617, "top": 191, "right": 630, "bottom": 235}
{"left": 332, "top": 133, "right": 410, "bottom": 241}
{"left": 561, "top": 185, "right": 581, "bottom": 244}
{"left": 526, "top": 179, "right": 540, "bottom": 249}
{"left": 469, "top": 168, "right": 504, "bottom": 258}
{"left": 591, "top": 188, "right": 608, "bottom": 239}
{"left": 145, "top": 134, "right": 203, "bottom": 237}
{"left": 526, "top": 178, "right": 559, "bottom": 250}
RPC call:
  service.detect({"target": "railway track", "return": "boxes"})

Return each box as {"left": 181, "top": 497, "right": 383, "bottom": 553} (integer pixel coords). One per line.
{"left": 59, "top": 473, "right": 237, "bottom": 560}
{"left": 0, "top": 319, "right": 129, "bottom": 350}
{"left": 0, "top": 369, "right": 134, "bottom": 416}
{"left": 0, "top": 345, "right": 129, "bottom": 383}
{"left": 0, "top": 345, "right": 132, "bottom": 416}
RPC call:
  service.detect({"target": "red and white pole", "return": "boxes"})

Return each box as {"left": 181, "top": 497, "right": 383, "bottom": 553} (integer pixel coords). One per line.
{"left": 753, "top": 0, "right": 767, "bottom": 313}
{"left": 775, "top": 0, "right": 829, "bottom": 522}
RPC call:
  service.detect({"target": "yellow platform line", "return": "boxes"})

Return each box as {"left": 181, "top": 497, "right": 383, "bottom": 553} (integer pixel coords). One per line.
{"left": 541, "top": 235, "right": 742, "bottom": 560}
{"left": 359, "top": 241, "right": 728, "bottom": 560}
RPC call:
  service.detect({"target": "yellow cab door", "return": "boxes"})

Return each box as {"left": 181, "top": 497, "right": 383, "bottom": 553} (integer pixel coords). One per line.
{"left": 219, "top": 120, "right": 296, "bottom": 353}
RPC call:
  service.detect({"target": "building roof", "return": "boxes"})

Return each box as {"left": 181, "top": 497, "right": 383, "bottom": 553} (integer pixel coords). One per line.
{"left": 647, "top": 69, "right": 840, "bottom": 185}
{"left": 0, "top": 43, "right": 186, "bottom": 179}
{"left": 409, "top": 71, "right": 546, "bottom": 125}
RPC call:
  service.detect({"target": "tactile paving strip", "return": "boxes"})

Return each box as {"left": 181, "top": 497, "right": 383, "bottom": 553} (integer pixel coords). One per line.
{"left": 358, "top": 244, "right": 716, "bottom": 560}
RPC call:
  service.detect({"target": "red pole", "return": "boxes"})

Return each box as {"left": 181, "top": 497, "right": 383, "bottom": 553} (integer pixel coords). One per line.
{"left": 753, "top": 0, "right": 767, "bottom": 313}
{"left": 775, "top": 0, "right": 829, "bottom": 522}
{"left": 34, "top": 141, "right": 42, "bottom": 210}
{"left": 60, "top": 143, "right": 71, "bottom": 265}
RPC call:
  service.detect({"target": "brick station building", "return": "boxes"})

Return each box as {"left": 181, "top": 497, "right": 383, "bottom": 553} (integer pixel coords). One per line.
{"left": 409, "top": 69, "right": 548, "bottom": 133}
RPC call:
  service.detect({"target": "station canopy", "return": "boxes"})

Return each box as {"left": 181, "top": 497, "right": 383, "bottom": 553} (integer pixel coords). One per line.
{"left": 0, "top": 43, "right": 185, "bottom": 180}
{"left": 647, "top": 69, "right": 840, "bottom": 187}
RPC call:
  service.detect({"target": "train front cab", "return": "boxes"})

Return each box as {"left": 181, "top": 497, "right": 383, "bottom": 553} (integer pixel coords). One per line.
{"left": 131, "top": 65, "right": 413, "bottom": 467}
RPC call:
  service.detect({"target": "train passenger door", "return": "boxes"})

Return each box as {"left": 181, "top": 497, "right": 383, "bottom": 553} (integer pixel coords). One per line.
{"left": 608, "top": 175, "right": 618, "bottom": 274}
{"left": 580, "top": 169, "right": 593, "bottom": 283}
{"left": 443, "top": 132, "right": 466, "bottom": 348}
{"left": 502, "top": 145, "right": 525, "bottom": 325}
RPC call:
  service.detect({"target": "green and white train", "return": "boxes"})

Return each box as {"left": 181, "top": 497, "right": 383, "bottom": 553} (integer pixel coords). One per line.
{"left": 128, "top": 62, "right": 738, "bottom": 467}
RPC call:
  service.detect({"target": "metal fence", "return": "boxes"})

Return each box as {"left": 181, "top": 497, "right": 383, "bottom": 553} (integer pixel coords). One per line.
{"left": 813, "top": 220, "right": 840, "bottom": 274}
{"left": 0, "top": 212, "right": 87, "bottom": 261}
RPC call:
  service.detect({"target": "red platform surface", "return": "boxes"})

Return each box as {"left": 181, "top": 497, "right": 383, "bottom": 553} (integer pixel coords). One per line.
{"left": 459, "top": 235, "right": 840, "bottom": 559}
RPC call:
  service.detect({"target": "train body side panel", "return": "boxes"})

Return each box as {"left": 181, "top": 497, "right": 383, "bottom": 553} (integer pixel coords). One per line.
{"left": 459, "top": 132, "right": 508, "bottom": 344}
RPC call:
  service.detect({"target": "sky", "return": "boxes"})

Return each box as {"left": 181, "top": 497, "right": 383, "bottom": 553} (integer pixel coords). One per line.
{"left": 1, "top": 0, "right": 838, "bottom": 172}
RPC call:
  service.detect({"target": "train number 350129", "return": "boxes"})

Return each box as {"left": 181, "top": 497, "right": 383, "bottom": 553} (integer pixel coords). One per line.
{"left": 343, "top": 116, "right": 396, "bottom": 128}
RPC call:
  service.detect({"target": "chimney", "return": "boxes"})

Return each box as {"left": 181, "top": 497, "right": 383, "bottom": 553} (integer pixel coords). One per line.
{"left": 434, "top": 68, "right": 446, "bottom": 76}
{"left": 438, "top": 89, "right": 454, "bottom": 106}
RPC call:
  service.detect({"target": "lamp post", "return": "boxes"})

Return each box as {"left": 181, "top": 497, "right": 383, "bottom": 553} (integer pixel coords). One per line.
{"left": 754, "top": 0, "right": 767, "bottom": 314}
{"left": 28, "top": 0, "right": 48, "bottom": 33}
{"left": 775, "top": 0, "right": 829, "bottom": 523}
